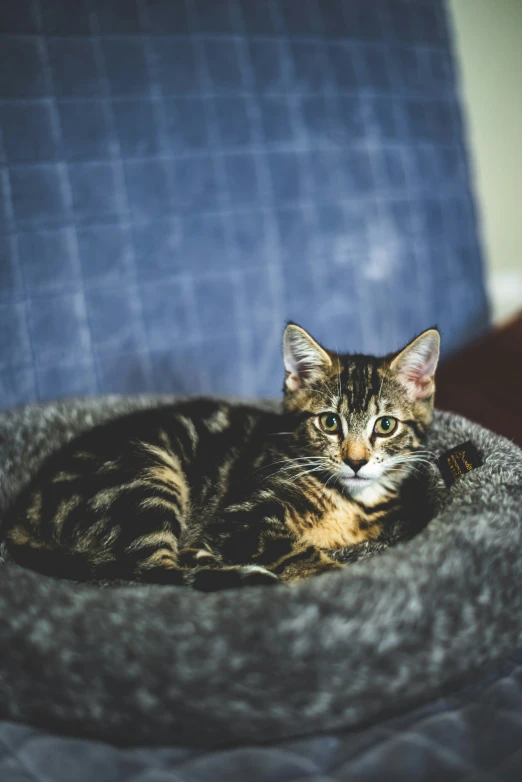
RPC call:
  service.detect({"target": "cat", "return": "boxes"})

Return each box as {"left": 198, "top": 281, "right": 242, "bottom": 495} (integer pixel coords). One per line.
{"left": 2, "top": 324, "right": 440, "bottom": 590}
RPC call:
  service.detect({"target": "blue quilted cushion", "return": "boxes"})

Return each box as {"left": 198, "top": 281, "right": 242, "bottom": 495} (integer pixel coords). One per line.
{"left": 0, "top": 0, "right": 489, "bottom": 408}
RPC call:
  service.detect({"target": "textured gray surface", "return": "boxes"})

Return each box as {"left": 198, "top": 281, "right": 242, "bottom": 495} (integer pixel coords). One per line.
{"left": 1, "top": 396, "right": 522, "bottom": 750}
{"left": 3, "top": 649, "right": 522, "bottom": 781}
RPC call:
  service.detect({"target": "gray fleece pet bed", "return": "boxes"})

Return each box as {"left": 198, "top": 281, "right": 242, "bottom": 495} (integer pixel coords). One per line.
{"left": 1, "top": 396, "right": 522, "bottom": 751}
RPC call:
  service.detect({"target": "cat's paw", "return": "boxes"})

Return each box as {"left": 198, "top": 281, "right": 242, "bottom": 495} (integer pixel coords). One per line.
{"left": 179, "top": 547, "right": 217, "bottom": 567}
{"left": 240, "top": 565, "right": 281, "bottom": 587}
{"left": 191, "top": 565, "right": 279, "bottom": 592}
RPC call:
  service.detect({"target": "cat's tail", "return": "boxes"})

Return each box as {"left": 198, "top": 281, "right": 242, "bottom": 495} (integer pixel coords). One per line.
{"left": 3, "top": 541, "right": 96, "bottom": 582}
{"left": 4, "top": 541, "right": 280, "bottom": 590}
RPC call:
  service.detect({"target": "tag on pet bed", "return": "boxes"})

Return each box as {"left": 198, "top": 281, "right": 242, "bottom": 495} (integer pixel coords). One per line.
{"left": 437, "top": 441, "right": 483, "bottom": 487}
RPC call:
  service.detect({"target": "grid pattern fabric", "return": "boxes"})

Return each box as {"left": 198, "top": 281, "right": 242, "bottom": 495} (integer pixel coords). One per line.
{"left": 0, "top": 0, "right": 489, "bottom": 408}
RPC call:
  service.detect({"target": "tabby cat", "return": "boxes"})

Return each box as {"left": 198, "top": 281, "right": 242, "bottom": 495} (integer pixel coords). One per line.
{"left": 3, "top": 324, "right": 440, "bottom": 590}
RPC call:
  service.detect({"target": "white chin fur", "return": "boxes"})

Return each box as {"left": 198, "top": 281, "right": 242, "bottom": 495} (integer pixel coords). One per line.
{"left": 340, "top": 464, "right": 384, "bottom": 482}
{"left": 340, "top": 477, "right": 373, "bottom": 494}
{"left": 337, "top": 465, "right": 391, "bottom": 501}
{"left": 345, "top": 478, "right": 391, "bottom": 503}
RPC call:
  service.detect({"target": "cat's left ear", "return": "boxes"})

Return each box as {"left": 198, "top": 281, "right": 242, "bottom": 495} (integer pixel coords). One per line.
{"left": 389, "top": 328, "right": 440, "bottom": 400}
{"left": 283, "top": 324, "right": 332, "bottom": 392}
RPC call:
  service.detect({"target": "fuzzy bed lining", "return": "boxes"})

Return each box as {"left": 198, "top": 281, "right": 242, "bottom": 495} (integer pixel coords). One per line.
{"left": 0, "top": 396, "right": 521, "bottom": 748}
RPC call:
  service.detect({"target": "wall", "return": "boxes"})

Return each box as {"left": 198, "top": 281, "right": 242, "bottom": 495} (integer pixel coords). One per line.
{"left": 449, "top": 0, "right": 522, "bottom": 324}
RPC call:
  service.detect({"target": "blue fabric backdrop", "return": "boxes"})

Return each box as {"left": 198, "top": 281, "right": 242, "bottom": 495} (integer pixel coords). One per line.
{"left": 0, "top": 0, "right": 488, "bottom": 409}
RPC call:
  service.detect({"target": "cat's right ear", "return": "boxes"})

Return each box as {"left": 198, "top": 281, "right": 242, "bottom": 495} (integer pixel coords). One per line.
{"left": 283, "top": 324, "right": 332, "bottom": 392}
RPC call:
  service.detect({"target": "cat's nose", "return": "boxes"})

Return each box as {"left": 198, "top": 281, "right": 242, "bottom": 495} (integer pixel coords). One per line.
{"left": 344, "top": 458, "right": 368, "bottom": 474}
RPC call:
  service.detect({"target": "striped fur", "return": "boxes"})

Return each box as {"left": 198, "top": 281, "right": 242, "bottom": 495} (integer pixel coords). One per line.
{"left": 3, "top": 326, "right": 440, "bottom": 590}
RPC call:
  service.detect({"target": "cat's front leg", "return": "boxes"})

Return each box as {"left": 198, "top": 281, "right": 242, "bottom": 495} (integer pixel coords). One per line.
{"left": 211, "top": 506, "right": 345, "bottom": 585}
{"left": 177, "top": 541, "right": 343, "bottom": 590}
{"left": 258, "top": 542, "right": 345, "bottom": 584}
{"left": 187, "top": 564, "right": 279, "bottom": 591}
{"left": 178, "top": 546, "right": 279, "bottom": 591}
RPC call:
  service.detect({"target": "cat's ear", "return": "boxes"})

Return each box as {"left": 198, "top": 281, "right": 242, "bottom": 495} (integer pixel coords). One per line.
{"left": 283, "top": 324, "right": 332, "bottom": 392}
{"left": 389, "top": 328, "right": 440, "bottom": 400}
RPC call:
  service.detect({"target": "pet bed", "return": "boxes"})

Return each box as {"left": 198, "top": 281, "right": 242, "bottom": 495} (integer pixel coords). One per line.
{"left": 1, "top": 395, "right": 522, "bottom": 766}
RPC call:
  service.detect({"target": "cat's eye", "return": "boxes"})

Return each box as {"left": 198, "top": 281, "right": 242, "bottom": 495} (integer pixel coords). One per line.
{"left": 319, "top": 413, "right": 341, "bottom": 434}
{"left": 374, "top": 416, "right": 398, "bottom": 436}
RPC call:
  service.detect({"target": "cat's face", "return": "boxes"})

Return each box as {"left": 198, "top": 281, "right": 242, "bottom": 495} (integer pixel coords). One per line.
{"left": 282, "top": 324, "right": 440, "bottom": 498}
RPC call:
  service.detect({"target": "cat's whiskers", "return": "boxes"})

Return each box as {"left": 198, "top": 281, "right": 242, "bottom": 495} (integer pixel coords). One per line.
{"left": 382, "top": 453, "right": 434, "bottom": 477}
{"left": 324, "top": 470, "right": 339, "bottom": 491}
{"left": 393, "top": 456, "right": 433, "bottom": 464}
{"left": 377, "top": 370, "right": 384, "bottom": 405}
{"left": 389, "top": 449, "right": 435, "bottom": 462}
{"left": 389, "top": 455, "right": 433, "bottom": 465}
{"left": 251, "top": 456, "right": 326, "bottom": 480}
{"left": 269, "top": 456, "right": 331, "bottom": 475}
{"left": 313, "top": 381, "right": 337, "bottom": 408}
{"left": 275, "top": 463, "right": 328, "bottom": 478}
{"left": 276, "top": 458, "right": 330, "bottom": 473}
{"left": 259, "top": 457, "right": 330, "bottom": 484}
{"left": 335, "top": 350, "right": 342, "bottom": 401}
{"left": 284, "top": 463, "right": 331, "bottom": 486}
{"left": 384, "top": 465, "right": 423, "bottom": 476}
{"left": 385, "top": 459, "right": 431, "bottom": 470}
